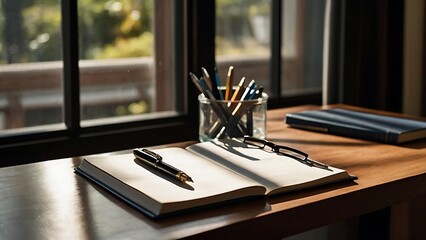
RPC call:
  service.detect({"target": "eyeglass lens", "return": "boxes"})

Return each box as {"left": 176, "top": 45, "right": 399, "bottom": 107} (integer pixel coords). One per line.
{"left": 275, "top": 147, "right": 307, "bottom": 161}
{"left": 244, "top": 136, "right": 308, "bottom": 161}
{"left": 244, "top": 137, "right": 266, "bottom": 148}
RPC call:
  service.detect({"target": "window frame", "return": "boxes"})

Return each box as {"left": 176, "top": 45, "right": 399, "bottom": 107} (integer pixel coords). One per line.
{"left": 0, "top": 0, "right": 321, "bottom": 167}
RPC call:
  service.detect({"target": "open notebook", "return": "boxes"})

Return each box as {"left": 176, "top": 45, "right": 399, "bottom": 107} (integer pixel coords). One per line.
{"left": 75, "top": 139, "right": 354, "bottom": 218}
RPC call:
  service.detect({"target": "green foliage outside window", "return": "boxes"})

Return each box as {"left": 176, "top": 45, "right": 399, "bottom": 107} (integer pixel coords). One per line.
{"left": 78, "top": 0, "right": 153, "bottom": 59}
{"left": 215, "top": 0, "right": 270, "bottom": 56}
{"left": 0, "top": 0, "right": 153, "bottom": 63}
{"left": 0, "top": 0, "right": 270, "bottom": 63}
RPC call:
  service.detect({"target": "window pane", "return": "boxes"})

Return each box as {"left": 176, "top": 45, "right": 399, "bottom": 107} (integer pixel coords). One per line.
{"left": 281, "top": 0, "right": 325, "bottom": 95}
{"left": 78, "top": 0, "right": 177, "bottom": 125}
{"left": 215, "top": 0, "right": 271, "bottom": 94}
{"left": 0, "top": 0, "right": 63, "bottom": 132}
{"left": 216, "top": 0, "right": 325, "bottom": 97}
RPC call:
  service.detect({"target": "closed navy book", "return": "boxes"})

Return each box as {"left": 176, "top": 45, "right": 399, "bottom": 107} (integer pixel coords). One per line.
{"left": 285, "top": 108, "right": 426, "bottom": 144}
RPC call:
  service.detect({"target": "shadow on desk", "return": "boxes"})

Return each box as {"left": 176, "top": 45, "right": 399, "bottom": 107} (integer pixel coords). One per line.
{"left": 268, "top": 137, "right": 378, "bottom": 147}
{"left": 266, "top": 179, "right": 358, "bottom": 205}
{"left": 400, "top": 138, "right": 426, "bottom": 149}
{"left": 268, "top": 135, "right": 426, "bottom": 150}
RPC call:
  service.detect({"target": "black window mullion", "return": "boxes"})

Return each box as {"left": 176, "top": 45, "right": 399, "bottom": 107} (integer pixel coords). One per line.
{"left": 174, "top": 0, "right": 185, "bottom": 112}
{"left": 270, "top": 0, "right": 282, "bottom": 98}
{"left": 187, "top": 0, "right": 216, "bottom": 130}
{"left": 61, "top": 0, "right": 81, "bottom": 133}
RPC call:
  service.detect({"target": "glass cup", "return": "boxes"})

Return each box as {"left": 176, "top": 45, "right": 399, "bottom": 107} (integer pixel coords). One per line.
{"left": 198, "top": 92, "right": 268, "bottom": 142}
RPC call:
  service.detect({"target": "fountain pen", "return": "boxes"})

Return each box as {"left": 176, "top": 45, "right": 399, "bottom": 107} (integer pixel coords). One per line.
{"left": 133, "top": 148, "right": 194, "bottom": 183}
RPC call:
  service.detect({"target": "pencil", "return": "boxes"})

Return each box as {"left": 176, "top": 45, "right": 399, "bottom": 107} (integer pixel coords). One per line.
{"left": 189, "top": 72, "right": 204, "bottom": 94}
{"left": 225, "top": 66, "right": 234, "bottom": 100}
{"left": 230, "top": 77, "right": 246, "bottom": 102}
{"left": 202, "top": 67, "right": 221, "bottom": 99}
{"left": 214, "top": 66, "right": 224, "bottom": 100}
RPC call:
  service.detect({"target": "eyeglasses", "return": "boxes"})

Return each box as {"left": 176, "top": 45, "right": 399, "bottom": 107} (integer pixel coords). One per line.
{"left": 243, "top": 136, "right": 308, "bottom": 160}
{"left": 243, "top": 136, "right": 329, "bottom": 169}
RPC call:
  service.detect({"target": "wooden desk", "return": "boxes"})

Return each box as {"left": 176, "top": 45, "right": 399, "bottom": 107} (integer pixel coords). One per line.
{"left": 1, "top": 105, "right": 425, "bottom": 239}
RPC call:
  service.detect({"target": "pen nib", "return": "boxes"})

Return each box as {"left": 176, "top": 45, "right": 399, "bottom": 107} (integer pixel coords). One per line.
{"left": 178, "top": 173, "right": 194, "bottom": 183}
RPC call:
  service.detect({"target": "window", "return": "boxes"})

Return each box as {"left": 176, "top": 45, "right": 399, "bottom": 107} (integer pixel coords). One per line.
{"left": 0, "top": 0, "right": 181, "bottom": 131}
{"left": 0, "top": 0, "right": 324, "bottom": 166}
{"left": 0, "top": 0, "right": 191, "bottom": 165}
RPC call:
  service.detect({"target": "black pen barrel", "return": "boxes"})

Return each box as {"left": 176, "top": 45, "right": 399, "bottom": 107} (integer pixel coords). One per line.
{"left": 157, "top": 161, "right": 179, "bottom": 175}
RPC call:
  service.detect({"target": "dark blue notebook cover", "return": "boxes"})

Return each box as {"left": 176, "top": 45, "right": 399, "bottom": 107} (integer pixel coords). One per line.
{"left": 285, "top": 108, "right": 426, "bottom": 144}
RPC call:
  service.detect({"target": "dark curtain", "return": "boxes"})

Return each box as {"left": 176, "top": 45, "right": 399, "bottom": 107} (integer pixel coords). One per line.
{"left": 326, "top": 0, "right": 405, "bottom": 113}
